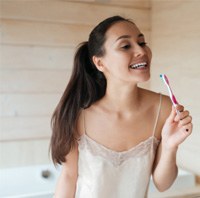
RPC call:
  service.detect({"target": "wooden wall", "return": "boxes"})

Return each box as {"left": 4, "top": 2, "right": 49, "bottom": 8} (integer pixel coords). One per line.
{"left": 151, "top": 0, "right": 200, "bottom": 175}
{"left": 0, "top": 0, "right": 150, "bottom": 168}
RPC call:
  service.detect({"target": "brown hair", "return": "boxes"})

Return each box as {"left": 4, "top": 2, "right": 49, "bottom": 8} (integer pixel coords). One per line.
{"left": 50, "top": 16, "right": 134, "bottom": 164}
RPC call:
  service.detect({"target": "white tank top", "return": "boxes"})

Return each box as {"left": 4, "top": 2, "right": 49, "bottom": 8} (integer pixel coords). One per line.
{"left": 75, "top": 94, "right": 162, "bottom": 198}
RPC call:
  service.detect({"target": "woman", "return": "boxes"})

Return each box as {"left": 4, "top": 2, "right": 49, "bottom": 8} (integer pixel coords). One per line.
{"left": 50, "top": 16, "right": 193, "bottom": 198}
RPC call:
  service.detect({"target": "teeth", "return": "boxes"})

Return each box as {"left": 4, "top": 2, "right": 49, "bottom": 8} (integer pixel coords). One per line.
{"left": 130, "top": 62, "right": 147, "bottom": 69}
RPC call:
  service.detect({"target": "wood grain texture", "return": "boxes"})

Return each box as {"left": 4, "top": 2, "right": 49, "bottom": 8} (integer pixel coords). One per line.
{"left": 0, "top": 139, "right": 51, "bottom": 168}
{"left": 1, "top": 70, "right": 71, "bottom": 93}
{"left": 1, "top": 19, "right": 149, "bottom": 47}
{"left": 0, "top": 117, "right": 51, "bottom": 141}
{"left": 64, "top": 0, "right": 150, "bottom": 8}
{"left": 0, "top": 93, "right": 61, "bottom": 116}
{"left": 0, "top": 1, "right": 150, "bottom": 28}
{"left": 1, "top": 19, "right": 93, "bottom": 47}
{"left": 1, "top": 45, "right": 75, "bottom": 69}
{"left": 0, "top": 0, "right": 151, "bottom": 167}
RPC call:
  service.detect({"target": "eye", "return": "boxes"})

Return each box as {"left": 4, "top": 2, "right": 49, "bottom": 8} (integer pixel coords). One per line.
{"left": 121, "top": 44, "right": 131, "bottom": 50}
{"left": 139, "top": 42, "right": 147, "bottom": 47}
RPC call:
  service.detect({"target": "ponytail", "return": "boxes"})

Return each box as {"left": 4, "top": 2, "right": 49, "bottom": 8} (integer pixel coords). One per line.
{"left": 50, "top": 42, "right": 106, "bottom": 164}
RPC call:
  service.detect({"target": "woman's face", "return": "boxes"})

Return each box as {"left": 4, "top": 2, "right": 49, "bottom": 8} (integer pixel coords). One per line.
{"left": 94, "top": 21, "right": 152, "bottom": 84}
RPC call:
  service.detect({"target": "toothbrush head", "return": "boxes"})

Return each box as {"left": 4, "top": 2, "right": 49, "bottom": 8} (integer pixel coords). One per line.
{"left": 160, "top": 74, "right": 169, "bottom": 85}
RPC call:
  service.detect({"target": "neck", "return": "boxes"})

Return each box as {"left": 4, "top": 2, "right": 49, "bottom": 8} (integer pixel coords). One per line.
{"left": 102, "top": 81, "right": 141, "bottom": 113}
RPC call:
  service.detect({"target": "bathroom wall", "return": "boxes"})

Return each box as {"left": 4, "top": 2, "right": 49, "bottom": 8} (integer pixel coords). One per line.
{"left": 150, "top": 0, "right": 200, "bottom": 175}
{"left": 0, "top": 0, "right": 150, "bottom": 168}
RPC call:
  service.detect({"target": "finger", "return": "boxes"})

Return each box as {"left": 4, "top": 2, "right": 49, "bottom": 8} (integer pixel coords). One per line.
{"left": 166, "top": 105, "right": 177, "bottom": 123}
{"left": 178, "top": 115, "right": 192, "bottom": 126}
{"left": 175, "top": 105, "right": 184, "bottom": 112}
{"left": 174, "top": 110, "right": 190, "bottom": 122}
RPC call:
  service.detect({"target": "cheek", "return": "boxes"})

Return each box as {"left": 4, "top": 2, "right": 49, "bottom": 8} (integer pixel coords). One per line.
{"left": 102, "top": 52, "right": 123, "bottom": 68}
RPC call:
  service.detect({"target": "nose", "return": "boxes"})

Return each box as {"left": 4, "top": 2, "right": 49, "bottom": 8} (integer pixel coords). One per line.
{"left": 133, "top": 44, "right": 146, "bottom": 58}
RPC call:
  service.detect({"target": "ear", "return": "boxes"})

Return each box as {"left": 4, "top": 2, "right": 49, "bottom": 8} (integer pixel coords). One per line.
{"left": 92, "top": 56, "right": 105, "bottom": 72}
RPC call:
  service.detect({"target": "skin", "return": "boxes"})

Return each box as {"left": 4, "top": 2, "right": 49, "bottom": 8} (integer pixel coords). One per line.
{"left": 54, "top": 21, "right": 193, "bottom": 197}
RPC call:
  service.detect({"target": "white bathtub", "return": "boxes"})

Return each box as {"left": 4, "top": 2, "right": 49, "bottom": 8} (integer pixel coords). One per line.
{"left": 0, "top": 164, "right": 196, "bottom": 198}
{"left": 0, "top": 164, "right": 60, "bottom": 198}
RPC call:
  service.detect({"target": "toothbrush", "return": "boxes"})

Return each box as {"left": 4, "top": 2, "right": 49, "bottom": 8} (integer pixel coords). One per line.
{"left": 160, "top": 74, "right": 179, "bottom": 109}
{"left": 160, "top": 74, "right": 189, "bottom": 132}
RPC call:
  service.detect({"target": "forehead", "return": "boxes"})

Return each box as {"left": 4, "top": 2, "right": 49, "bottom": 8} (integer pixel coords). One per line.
{"left": 105, "top": 21, "right": 141, "bottom": 42}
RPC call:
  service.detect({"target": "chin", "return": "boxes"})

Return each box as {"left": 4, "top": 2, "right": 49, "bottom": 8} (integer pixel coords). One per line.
{"left": 143, "top": 73, "right": 151, "bottom": 82}
{"left": 136, "top": 73, "right": 151, "bottom": 83}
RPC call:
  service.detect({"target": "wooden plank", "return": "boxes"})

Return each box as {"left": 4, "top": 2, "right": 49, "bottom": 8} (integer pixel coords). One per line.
{"left": 67, "top": 0, "right": 94, "bottom": 2}
{"left": 0, "top": 44, "right": 75, "bottom": 69}
{"left": 0, "top": 139, "right": 51, "bottom": 168}
{"left": 0, "top": 116, "right": 52, "bottom": 141}
{"left": 0, "top": 19, "right": 150, "bottom": 46}
{"left": 1, "top": 19, "right": 92, "bottom": 47}
{"left": 0, "top": 1, "right": 150, "bottom": 29}
{"left": 93, "top": 0, "right": 150, "bottom": 8}
{"left": 0, "top": 69, "right": 71, "bottom": 93}
{"left": 0, "top": 93, "right": 61, "bottom": 116}
{"left": 65, "top": 0, "right": 150, "bottom": 8}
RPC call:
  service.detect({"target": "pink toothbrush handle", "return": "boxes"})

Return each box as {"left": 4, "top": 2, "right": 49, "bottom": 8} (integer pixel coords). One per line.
{"left": 172, "top": 94, "right": 178, "bottom": 105}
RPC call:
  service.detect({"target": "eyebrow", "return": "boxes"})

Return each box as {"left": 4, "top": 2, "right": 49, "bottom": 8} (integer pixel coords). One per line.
{"left": 115, "top": 33, "right": 144, "bottom": 42}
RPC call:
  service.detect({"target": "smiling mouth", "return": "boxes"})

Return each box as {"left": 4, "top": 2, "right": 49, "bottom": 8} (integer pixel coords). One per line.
{"left": 129, "top": 62, "right": 148, "bottom": 69}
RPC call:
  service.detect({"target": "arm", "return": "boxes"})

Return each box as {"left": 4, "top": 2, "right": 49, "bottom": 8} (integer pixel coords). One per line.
{"left": 152, "top": 139, "right": 178, "bottom": 191}
{"left": 152, "top": 97, "right": 193, "bottom": 192}
{"left": 54, "top": 143, "right": 78, "bottom": 198}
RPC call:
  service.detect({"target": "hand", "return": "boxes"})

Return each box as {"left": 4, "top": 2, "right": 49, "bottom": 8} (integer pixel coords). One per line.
{"left": 161, "top": 105, "right": 193, "bottom": 150}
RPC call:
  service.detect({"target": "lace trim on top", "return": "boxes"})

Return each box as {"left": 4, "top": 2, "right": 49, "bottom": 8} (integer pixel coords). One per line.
{"left": 78, "top": 134, "right": 160, "bottom": 166}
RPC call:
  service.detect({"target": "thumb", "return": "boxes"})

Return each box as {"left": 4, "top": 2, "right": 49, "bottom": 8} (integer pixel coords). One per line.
{"left": 166, "top": 105, "right": 177, "bottom": 123}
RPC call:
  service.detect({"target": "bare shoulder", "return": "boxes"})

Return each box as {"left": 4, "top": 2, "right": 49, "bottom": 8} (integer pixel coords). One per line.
{"left": 140, "top": 88, "right": 171, "bottom": 113}
{"left": 139, "top": 88, "right": 161, "bottom": 105}
{"left": 143, "top": 88, "right": 172, "bottom": 122}
{"left": 140, "top": 88, "right": 172, "bottom": 137}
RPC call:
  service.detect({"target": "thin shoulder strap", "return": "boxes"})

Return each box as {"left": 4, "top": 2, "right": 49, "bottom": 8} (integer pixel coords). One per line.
{"left": 152, "top": 93, "right": 162, "bottom": 136}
